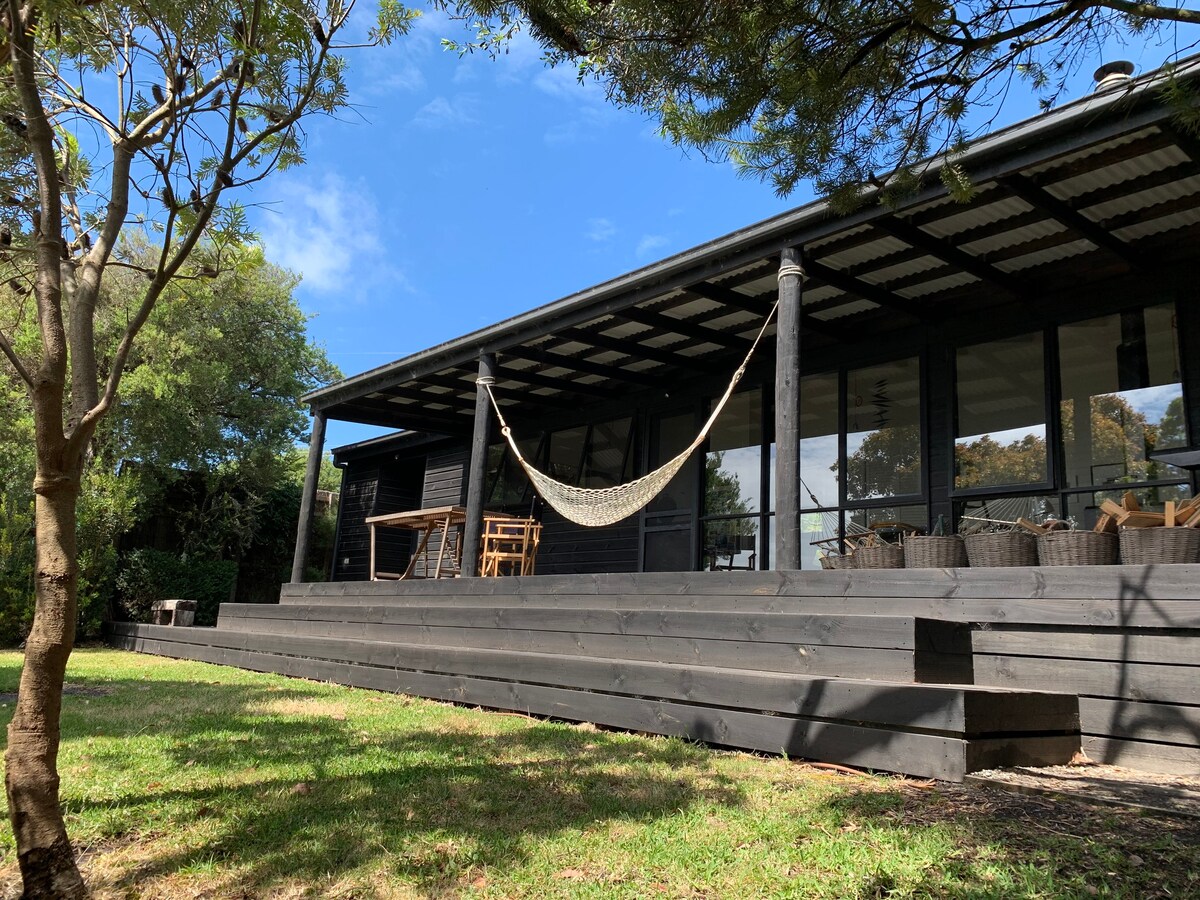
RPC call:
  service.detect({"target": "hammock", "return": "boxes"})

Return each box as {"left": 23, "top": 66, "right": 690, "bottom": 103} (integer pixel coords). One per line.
{"left": 482, "top": 296, "right": 783, "bottom": 527}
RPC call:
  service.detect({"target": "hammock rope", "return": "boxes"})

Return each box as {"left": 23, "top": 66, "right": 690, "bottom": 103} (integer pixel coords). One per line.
{"left": 483, "top": 298, "right": 781, "bottom": 527}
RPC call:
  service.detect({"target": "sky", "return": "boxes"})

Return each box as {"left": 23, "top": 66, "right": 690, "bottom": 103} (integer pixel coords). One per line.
{"left": 246, "top": 5, "right": 1177, "bottom": 452}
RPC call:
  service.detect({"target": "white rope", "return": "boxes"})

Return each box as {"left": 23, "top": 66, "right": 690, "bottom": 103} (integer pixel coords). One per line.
{"left": 483, "top": 301, "right": 779, "bottom": 527}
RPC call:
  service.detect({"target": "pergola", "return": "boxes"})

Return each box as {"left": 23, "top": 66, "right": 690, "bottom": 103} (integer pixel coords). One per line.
{"left": 292, "top": 58, "right": 1200, "bottom": 578}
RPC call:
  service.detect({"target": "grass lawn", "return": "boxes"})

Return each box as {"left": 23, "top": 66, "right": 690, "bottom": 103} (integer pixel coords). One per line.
{"left": 0, "top": 649, "right": 1197, "bottom": 898}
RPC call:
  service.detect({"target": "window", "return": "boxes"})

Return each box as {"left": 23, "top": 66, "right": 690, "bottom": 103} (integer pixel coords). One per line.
{"left": 793, "top": 357, "right": 925, "bottom": 570}
{"left": 845, "top": 358, "right": 922, "bottom": 501}
{"left": 1059, "top": 305, "right": 1186, "bottom": 490}
{"left": 703, "top": 390, "right": 763, "bottom": 570}
{"left": 582, "top": 417, "right": 633, "bottom": 487}
{"left": 956, "top": 333, "right": 1048, "bottom": 490}
{"left": 797, "top": 372, "right": 839, "bottom": 511}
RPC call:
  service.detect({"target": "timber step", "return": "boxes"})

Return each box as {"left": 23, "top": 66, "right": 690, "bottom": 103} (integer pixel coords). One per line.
{"left": 106, "top": 621, "right": 1079, "bottom": 782}
{"left": 217, "top": 604, "right": 974, "bottom": 683}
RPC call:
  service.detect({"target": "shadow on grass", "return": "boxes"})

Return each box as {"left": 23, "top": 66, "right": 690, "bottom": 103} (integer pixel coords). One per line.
{"left": 11, "top": 668, "right": 740, "bottom": 894}
{"left": 813, "top": 782, "right": 1200, "bottom": 899}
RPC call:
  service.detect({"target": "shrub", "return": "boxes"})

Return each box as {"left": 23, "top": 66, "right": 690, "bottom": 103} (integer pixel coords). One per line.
{"left": 116, "top": 548, "right": 236, "bottom": 626}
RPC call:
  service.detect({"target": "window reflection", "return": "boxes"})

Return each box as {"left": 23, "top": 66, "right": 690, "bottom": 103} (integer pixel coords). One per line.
{"left": 845, "top": 358, "right": 921, "bottom": 500}
{"left": 705, "top": 390, "right": 761, "bottom": 515}
{"left": 957, "top": 495, "right": 1058, "bottom": 532}
{"left": 956, "top": 333, "right": 1048, "bottom": 489}
{"left": 799, "top": 373, "right": 839, "bottom": 510}
{"left": 581, "top": 417, "right": 632, "bottom": 487}
{"left": 1059, "top": 305, "right": 1185, "bottom": 489}
{"left": 703, "top": 517, "right": 758, "bottom": 570}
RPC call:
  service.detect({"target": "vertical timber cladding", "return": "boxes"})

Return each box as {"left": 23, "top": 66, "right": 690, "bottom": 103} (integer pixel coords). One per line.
{"left": 422, "top": 448, "right": 469, "bottom": 562}
{"left": 332, "top": 465, "right": 380, "bottom": 581}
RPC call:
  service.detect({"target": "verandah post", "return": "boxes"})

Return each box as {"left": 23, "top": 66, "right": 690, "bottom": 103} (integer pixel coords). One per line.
{"left": 463, "top": 352, "right": 497, "bottom": 577}
{"left": 290, "top": 408, "right": 327, "bottom": 583}
{"left": 774, "top": 248, "right": 805, "bottom": 570}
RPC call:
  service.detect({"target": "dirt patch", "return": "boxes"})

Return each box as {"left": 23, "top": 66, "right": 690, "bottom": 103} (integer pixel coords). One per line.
{"left": 967, "top": 762, "right": 1200, "bottom": 818}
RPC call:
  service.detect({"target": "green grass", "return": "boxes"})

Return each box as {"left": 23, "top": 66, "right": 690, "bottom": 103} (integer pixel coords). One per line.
{"left": 0, "top": 648, "right": 1197, "bottom": 898}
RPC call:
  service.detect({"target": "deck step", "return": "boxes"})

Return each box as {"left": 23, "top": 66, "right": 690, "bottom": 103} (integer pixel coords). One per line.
{"left": 106, "top": 621, "right": 1079, "bottom": 782}
{"left": 217, "top": 604, "right": 972, "bottom": 682}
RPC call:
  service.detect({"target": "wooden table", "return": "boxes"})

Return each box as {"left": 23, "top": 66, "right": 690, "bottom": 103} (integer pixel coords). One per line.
{"left": 365, "top": 505, "right": 473, "bottom": 580}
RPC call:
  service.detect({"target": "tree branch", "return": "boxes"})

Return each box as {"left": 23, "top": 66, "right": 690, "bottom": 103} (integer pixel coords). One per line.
{"left": 0, "top": 326, "right": 32, "bottom": 387}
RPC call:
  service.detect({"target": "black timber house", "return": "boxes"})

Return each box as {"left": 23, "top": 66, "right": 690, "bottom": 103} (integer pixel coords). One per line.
{"left": 110, "top": 57, "right": 1200, "bottom": 781}
{"left": 299, "top": 60, "right": 1200, "bottom": 582}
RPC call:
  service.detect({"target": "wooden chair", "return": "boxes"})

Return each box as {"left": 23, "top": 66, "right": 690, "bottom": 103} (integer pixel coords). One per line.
{"left": 480, "top": 516, "right": 542, "bottom": 576}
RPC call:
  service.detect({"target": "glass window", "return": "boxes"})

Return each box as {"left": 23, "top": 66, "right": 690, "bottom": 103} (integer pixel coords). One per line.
{"left": 957, "top": 494, "right": 1058, "bottom": 532}
{"left": 702, "top": 517, "right": 759, "bottom": 571}
{"left": 956, "top": 333, "right": 1048, "bottom": 490}
{"left": 845, "top": 358, "right": 921, "bottom": 500}
{"left": 581, "top": 417, "right": 633, "bottom": 488}
{"left": 486, "top": 436, "right": 541, "bottom": 508}
{"left": 647, "top": 411, "right": 696, "bottom": 513}
{"left": 799, "top": 372, "right": 840, "bottom": 510}
{"left": 846, "top": 503, "right": 928, "bottom": 538}
{"left": 1059, "top": 305, "right": 1186, "bottom": 490}
{"left": 547, "top": 425, "right": 587, "bottom": 485}
{"left": 706, "top": 390, "right": 762, "bottom": 515}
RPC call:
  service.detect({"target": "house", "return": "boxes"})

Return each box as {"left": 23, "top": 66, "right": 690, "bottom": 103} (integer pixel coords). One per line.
{"left": 114, "top": 58, "right": 1200, "bottom": 779}
{"left": 297, "top": 59, "right": 1200, "bottom": 581}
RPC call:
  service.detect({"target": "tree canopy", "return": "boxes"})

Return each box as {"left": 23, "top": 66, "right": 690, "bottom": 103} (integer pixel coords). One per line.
{"left": 451, "top": 0, "right": 1200, "bottom": 200}
{"left": 0, "top": 0, "right": 404, "bottom": 891}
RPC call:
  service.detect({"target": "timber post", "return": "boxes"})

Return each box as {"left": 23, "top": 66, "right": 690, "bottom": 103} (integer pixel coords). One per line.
{"left": 774, "top": 248, "right": 805, "bottom": 570}
{"left": 463, "top": 352, "right": 497, "bottom": 577}
{"left": 290, "top": 408, "right": 327, "bottom": 583}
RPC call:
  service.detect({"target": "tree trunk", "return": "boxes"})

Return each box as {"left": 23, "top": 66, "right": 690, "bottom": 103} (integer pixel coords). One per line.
{"left": 4, "top": 465, "right": 87, "bottom": 898}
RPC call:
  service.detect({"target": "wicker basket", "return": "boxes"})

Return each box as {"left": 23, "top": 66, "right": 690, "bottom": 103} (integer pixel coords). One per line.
{"left": 1118, "top": 528, "right": 1200, "bottom": 565}
{"left": 964, "top": 531, "right": 1037, "bottom": 567}
{"left": 819, "top": 555, "right": 855, "bottom": 570}
{"left": 903, "top": 535, "right": 967, "bottom": 568}
{"left": 1037, "top": 531, "right": 1118, "bottom": 566}
{"left": 853, "top": 542, "right": 905, "bottom": 569}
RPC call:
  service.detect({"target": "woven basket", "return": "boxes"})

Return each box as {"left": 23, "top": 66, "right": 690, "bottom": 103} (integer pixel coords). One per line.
{"left": 1037, "top": 531, "right": 1118, "bottom": 566}
{"left": 903, "top": 535, "right": 968, "bottom": 568}
{"left": 965, "top": 532, "right": 1037, "bottom": 567}
{"left": 1118, "top": 528, "right": 1200, "bottom": 565}
{"left": 853, "top": 542, "right": 905, "bottom": 569}
{"left": 819, "top": 555, "right": 855, "bottom": 570}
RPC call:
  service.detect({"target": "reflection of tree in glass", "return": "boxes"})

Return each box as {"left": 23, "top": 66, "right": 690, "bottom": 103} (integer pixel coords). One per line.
{"left": 1158, "top": 396, "right": 1186, "bottom": 449}
{"left": 1063, "top": 393, "right": 1176, "bottom": 483}
{"left": 704, "top": 453, "right": 756, "bottom": 561}
{"left": 841, "top": 425, "right": 921, "bottom": 500}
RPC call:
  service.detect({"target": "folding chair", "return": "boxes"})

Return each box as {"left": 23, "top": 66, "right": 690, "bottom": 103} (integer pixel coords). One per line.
{"left": 480, "top": 516, "right": 542, "bottom": 576}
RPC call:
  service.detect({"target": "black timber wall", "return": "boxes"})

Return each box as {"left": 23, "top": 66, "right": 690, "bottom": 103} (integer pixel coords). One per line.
{"left": 331, "top": 465, "right": 378, "bottom": 581}
{"left": 535, "top": 508, "right": 639, "bottom": 576}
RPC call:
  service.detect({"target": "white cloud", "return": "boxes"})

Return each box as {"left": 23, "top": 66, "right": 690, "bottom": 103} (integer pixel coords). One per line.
{"left": 412, "top": 94, "right": 479, "bottom": 128}
{"left": 636, "top": 234, "right": 669, "bottom": 258}
{"left": 259, "top": 173, "right": 409, "bottom": 298}
{"left": 586, "top": 217, "right": 616, "bottom": 242}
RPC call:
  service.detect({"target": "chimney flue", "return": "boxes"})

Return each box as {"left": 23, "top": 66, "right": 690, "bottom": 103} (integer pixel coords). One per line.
{"left": 1093, "top": 60, "right": 1135, "bottom": 92}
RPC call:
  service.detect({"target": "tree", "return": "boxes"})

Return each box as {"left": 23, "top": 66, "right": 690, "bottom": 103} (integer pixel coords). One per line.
{"left": 0, "top": 2, "right": 404, "bottom": 892}
{"left": 1, "top": 242, "right": 339, "bottom": 639}
{"left": 450, "top": 1, "right": 1200, "bottom": 201}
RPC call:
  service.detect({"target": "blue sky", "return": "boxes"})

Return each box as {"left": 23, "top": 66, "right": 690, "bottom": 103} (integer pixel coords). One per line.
{"left": 248, "top": 6, "right": 1175, "bottom": 451}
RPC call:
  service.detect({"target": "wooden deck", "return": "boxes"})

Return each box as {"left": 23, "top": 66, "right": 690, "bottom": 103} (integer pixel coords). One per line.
{"left": 107, "top": 564, "right": 1200, "bottom": 779}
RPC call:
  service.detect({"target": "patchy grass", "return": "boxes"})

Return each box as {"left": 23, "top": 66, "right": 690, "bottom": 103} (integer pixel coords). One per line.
{"left": 0, "top": 648, "right": 1196, "bottom": 898}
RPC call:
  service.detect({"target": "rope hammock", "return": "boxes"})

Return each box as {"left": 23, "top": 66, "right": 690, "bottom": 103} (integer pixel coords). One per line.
{"left": 482, "top": 283, "right": 791, "bottom": 527}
